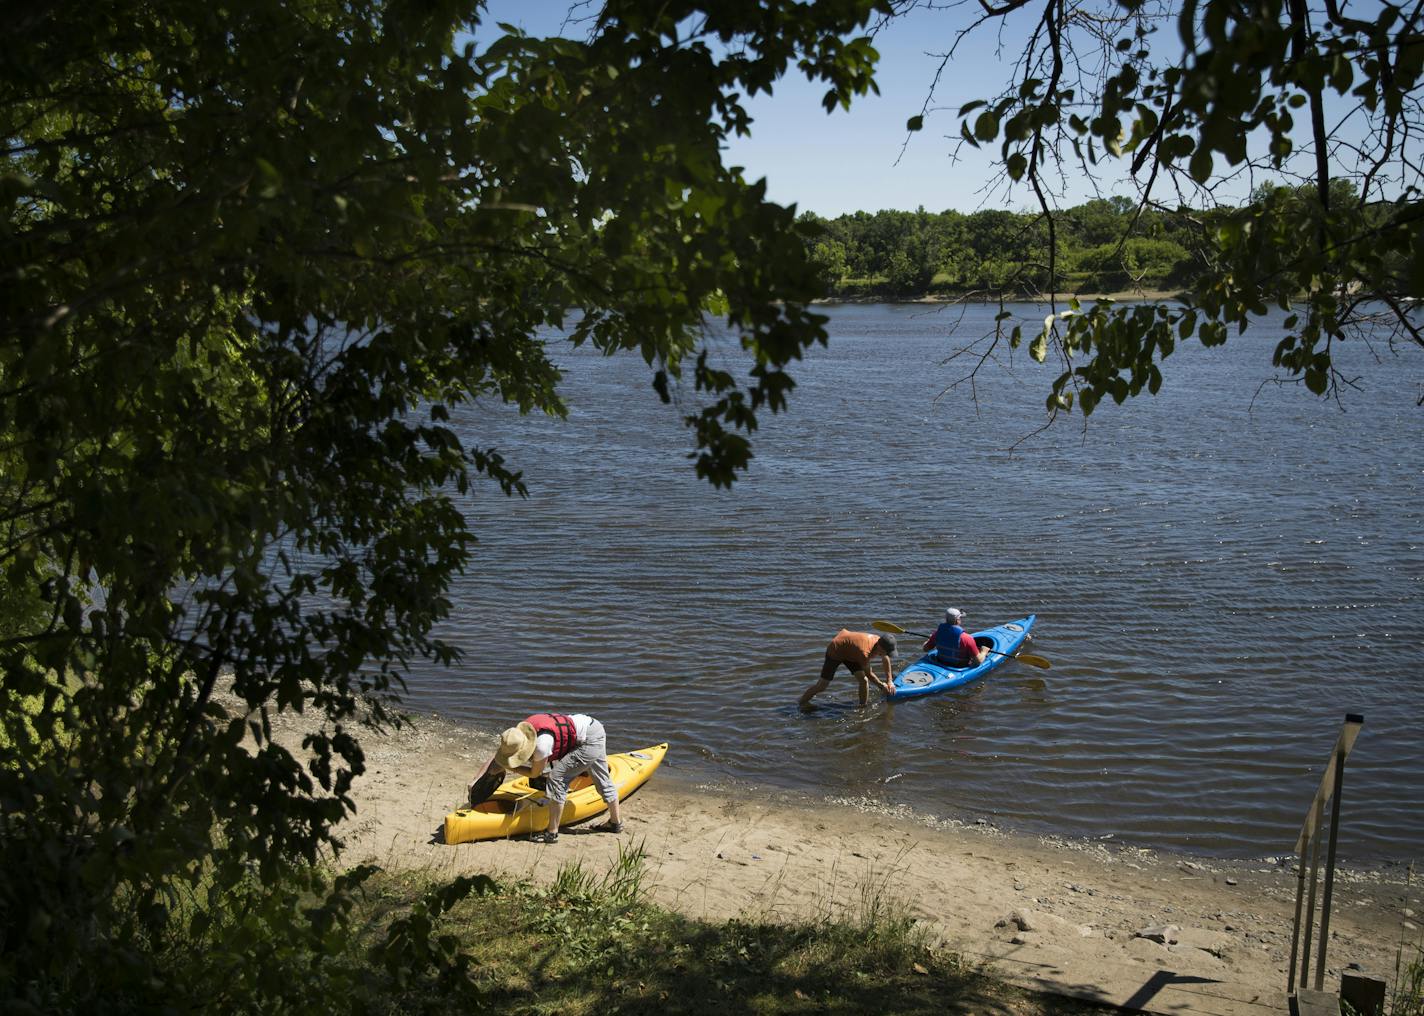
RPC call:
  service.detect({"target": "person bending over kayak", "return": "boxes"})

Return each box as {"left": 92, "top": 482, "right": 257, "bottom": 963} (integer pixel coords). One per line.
{"left": 799, "top": 629, "right": 897, "bottom": 709}
{"left": 466, "top": 712, "right": 623, "bottom": 844}
{"left": 922, "top": 607, "right": 988, "bottom": 668}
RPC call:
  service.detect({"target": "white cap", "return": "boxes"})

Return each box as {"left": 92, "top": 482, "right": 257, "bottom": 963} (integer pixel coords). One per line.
{"left": 944, "top": 607, "right": 964, "bottom": 623}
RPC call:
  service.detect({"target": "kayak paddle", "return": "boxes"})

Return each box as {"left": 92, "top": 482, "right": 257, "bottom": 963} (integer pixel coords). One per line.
{"left": 871, "top": 619, "right": 1051, "bottom": 670}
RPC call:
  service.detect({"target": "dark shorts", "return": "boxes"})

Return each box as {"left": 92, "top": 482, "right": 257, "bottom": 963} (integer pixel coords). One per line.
{"left": 819, "top": 655, "right": 868, "bottom": 682}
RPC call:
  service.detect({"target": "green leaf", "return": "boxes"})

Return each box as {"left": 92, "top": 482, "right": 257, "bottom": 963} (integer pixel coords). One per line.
{"left": 973, "top": 109, "right": 1001, "bottom": 142}
{"left": 906, "top": 114, "right": 923, "bottom": 131}
{"left": 254, "top": 157, "right": 282, "bottom": 198}
{"left": 1189, "top": 145, "right": 1213, "bottom": 183}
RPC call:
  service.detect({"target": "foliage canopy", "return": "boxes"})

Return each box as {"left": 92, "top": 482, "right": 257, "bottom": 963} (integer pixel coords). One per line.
{"left": 893, "top": 0, "right": 1424, "bottom": 412}
{"left": 0, "top": 0, "right": 889, "bottom": 1006}
{"left": 800, "top": 199, "right": 1196, "bottom": 296}
{"left": 5, "top": 0, "right": 1422, "bottom": 1007}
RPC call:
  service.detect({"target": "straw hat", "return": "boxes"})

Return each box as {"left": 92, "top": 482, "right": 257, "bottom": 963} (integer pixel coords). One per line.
{"left": 494, "top": 721, "right": 537, "bottom": 770}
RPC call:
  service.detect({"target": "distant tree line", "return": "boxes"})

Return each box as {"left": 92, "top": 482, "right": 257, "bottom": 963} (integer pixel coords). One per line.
{"left": 799, "top": 183, "right": 1381, "bottom": 300}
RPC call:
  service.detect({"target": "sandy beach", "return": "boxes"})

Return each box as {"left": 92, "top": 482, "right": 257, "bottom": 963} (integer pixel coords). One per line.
{"left": 297, "top": 708, "right": 1418, "bottom": 1014}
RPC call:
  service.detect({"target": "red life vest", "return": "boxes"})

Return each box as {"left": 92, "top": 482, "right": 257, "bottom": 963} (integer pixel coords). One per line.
{"left": 524, "top": 712, "right": 578, "bottom": 761}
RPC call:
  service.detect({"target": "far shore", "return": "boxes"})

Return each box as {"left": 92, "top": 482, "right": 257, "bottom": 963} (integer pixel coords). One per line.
{"left": 814, "top": 289, "right": 1186, "bottom": 305}
{"left": 255, "top": 701, "right": 1417, "bottom": 1012}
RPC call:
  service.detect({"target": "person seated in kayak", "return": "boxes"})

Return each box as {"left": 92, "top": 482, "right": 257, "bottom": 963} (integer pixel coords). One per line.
{"left": 799, "top": 629, "right": 897, "bottom": 709}
{"left": 922, "top": 607, "right": 989, "bottom": 668}
{"left": 466, "top": 712, "right": 623, "bottom": 844}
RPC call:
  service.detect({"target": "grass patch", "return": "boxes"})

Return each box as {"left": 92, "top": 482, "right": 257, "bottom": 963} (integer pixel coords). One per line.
{"left": 351, "top": 840, "right": 1108, "bottom": 1016}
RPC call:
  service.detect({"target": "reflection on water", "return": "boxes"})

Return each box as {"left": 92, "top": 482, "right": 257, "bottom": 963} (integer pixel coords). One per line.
{"left": 408, "top": 303, "right": 1422, "bottom": 862}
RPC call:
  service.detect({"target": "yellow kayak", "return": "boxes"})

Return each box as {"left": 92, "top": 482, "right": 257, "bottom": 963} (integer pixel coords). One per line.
{"left": 443, "top": 742, "right": 668, "bottom": 845}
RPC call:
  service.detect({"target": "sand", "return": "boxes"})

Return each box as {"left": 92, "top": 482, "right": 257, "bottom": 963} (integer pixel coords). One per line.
{"left": 271, "top": 707, "right": 1416, "bottom": 1013}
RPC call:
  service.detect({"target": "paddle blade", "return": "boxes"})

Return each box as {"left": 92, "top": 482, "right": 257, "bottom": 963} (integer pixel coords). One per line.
{"left": 872, "top": 620, "right": 907, "bottom": 634}
{"left": 467, "top": 768, "right": 504, "bottom": 808}
{"left": 1015, "top": 652, "right": 1051, "bottom": 670}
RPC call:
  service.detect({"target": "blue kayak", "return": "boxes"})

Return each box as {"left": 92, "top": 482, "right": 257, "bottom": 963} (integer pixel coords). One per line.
{"left": 890, "top": 615, "right": 1037, "bottom": 700}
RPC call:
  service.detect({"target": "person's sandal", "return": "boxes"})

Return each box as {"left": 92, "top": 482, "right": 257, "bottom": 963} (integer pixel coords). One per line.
{"left": 531, "top": 831, "right": 559, "bottom": 843}
{"left": 596, "top": 821, "right": 624, "bottom": 834}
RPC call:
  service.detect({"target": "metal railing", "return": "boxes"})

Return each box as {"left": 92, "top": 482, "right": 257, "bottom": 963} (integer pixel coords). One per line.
{"left": 1288, "top": 712, "right": 1365, "bottom": 996}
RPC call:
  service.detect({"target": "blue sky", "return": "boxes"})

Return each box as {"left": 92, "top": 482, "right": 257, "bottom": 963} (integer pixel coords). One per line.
{"left": 472, "top": 2, "right": 1202, "bottom": 218}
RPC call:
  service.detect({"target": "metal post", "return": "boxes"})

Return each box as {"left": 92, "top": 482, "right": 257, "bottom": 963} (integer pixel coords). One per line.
{"left": 1314, "top": 742, "right": 1349, "bottom": 990}
{"left": 1285, "top": 714, "right": 1364, "bottom": 999}
{"left": 1288, "top": 852, "right": 1307, "bottom": 993}
{"left": 1299, "top": 798, "right": 1325, "bottom": 990}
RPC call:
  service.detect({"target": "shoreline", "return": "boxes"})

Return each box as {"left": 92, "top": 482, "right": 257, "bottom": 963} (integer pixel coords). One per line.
{"left": 420, "top": 707, "right": 1412, "bottom": 875}
{"left": 812, "top": 290, "right": 1186, "bottom": 306}
{"left": 285, "top": 703, "right": 1417, "bottom": 1010}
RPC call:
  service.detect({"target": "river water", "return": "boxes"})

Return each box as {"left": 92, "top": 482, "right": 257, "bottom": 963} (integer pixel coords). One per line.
{"left": 413, "top": 302, "right": 1422, "bottom": 863}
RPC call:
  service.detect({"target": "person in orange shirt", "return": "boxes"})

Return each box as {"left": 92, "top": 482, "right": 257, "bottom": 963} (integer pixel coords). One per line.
{"left": 798, "top": 629, "right": 897, "bottom": 709}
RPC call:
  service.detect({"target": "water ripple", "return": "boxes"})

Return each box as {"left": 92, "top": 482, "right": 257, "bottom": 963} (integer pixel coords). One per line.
{"left": 415, "top": 304, "right": 1423, "bottom": 862}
